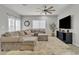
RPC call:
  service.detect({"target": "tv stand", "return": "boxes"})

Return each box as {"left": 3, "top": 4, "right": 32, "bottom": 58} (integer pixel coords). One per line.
{"left": 56, "top": 31, "right": 72, "bottom": 44}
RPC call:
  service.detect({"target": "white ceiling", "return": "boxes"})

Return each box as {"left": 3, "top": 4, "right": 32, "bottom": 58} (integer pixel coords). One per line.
{"left": 3, "top": 4, "right": 69, "bottom": 15}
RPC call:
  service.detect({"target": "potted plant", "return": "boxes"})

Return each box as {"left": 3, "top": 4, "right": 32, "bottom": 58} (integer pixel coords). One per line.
{"left": 49, "top": 23, "right": 57, "bottom": 36}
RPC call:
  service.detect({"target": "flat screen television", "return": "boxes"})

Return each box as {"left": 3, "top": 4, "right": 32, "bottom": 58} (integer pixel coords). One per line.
{"left": 59, "top": 15, "right": 71, "bottom": 29}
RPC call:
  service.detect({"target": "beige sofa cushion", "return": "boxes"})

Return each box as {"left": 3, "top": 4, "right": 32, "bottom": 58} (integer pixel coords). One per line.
{"left": 26, "top": 30, "right": 31, "bottom": 35}
{"left": 2, "top": 32, "right": 11, "bottom": 37}
{"left": 2, "top": 31, "right": 19, "bottom": 37}
{"left": 1, "top": 36, "right": 20, "bottom": 42}
{"left": 18, "top": 31, "right": 25, "bottom": 36}
{"left": 9, "top": 32, "right": 19, "bottom": 36}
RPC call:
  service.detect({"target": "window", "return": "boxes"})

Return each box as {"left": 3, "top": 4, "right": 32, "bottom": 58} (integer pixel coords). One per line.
{"left": 16, "top": 18, "right": 21, "bottom": 31}
{"left": 39, "top": 20, "right": 46, "bottom": 29}
{"left": 32, "top": 20, "right": 46, "bottom": 29}
{"left": 8, "top": 16, "right": 21, "bottom": 32}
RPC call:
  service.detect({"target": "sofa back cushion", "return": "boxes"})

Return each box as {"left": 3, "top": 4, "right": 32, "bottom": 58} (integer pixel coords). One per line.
{"left": 31, "top": 29, "right": 45, "bottom": 33}
{"left": 18, "top": 31, "right": 25, "bottom": 36}
{"left": 1, "top": 31, "right": 20, "bottom": 37}
{"left": 1, "top": 32, "right": 11, "bottom": 37}
{"left": 26, "top": 30, "right": 31, "bottom": 35}
{"left": 10, "top": 31, "right": 19, "bottom": 36}
{"left": 39, "top": 29, "right": 45, "bottom": 33}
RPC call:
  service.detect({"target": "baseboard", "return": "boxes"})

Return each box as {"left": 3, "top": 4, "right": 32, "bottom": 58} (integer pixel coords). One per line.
{"left": 73, "top": 43, "right": 79, "bottom": 47}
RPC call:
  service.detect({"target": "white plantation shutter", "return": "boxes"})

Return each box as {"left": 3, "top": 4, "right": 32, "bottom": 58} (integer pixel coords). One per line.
{"left": 16, "top": 18, "right": 21, "bottom": 31}
{"left": 33, "top": 20, "right": 39, "bottom": 29}
{"left": 32, "top": 20, "right": 46, "bottom": 29}
{"left": 8, "top": 16, "right": 15, "bottom": 32}
{"left": 39, "top": 20, "right": 46, "bottom": 29}
{"left": 8, "top": 16, "right": 21, "bottom": 32}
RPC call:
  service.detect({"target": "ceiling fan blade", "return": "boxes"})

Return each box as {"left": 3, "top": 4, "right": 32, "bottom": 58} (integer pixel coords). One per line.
{"left": 49, "top": 9, "right": 56, "bottom": 11}
{"left": 47, "top": 11, "right": 52, "bottom": 14}
{"left": 47, "top": 6, "right": 53, "bottom": 10}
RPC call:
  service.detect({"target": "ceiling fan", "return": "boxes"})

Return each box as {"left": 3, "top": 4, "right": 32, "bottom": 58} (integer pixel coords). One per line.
{"left": 36, "top": 5, "right": 56, "bottom": 15}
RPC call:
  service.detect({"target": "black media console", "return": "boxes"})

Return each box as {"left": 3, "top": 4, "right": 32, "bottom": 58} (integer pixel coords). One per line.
{"left": 57, "top": 31, "right": 72, "bottom": 44}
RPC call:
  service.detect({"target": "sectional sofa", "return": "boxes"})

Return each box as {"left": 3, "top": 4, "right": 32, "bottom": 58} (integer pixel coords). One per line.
{"left": 0, "top": 29, "right": 47, "bottom": 51}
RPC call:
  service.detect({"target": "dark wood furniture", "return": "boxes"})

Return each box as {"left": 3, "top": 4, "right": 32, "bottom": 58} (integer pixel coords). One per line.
{"left": 57, "top": 31, "right": 72, "bottom": 44}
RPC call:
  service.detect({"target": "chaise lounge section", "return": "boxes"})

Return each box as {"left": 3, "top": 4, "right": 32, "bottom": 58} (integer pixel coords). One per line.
{"left": 0, "top": 30, "right": 37, "bottom": 51}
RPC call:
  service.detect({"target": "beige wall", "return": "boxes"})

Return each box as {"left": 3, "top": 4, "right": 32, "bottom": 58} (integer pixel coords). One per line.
{"left": 0, "top": 5, "right": 20, "bottom": 35}
{"left": 21, "top": 15, "right": 58, "bottom": 34}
